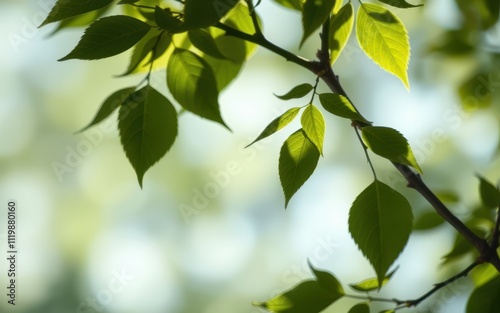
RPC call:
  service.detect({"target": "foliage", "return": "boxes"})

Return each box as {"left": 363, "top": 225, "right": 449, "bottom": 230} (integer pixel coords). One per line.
{"left": 42, "top": 0, "right": 500, "bottom": 312}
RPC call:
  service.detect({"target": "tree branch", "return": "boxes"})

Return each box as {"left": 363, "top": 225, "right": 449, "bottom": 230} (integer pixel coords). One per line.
{"left": 213, "top": 22, "right": 314, "bottom": 71}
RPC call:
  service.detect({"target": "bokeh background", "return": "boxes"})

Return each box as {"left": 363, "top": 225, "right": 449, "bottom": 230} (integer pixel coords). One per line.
{"left": 1, "top": 0, "right": 499, "bottom": 312}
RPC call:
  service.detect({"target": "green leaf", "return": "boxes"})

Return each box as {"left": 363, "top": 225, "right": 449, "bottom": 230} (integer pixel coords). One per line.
{"left": 204, "top": 56, "right": 243, "bottom": 92}
{"left": 279, "top": 129, "right": 320, "bottom": 207}
{"left": 477, "top": 175, "right": 500, "bottom": 208}
{"left": 349, "top": 303, "right": 370, "bottom": 313}
{"left": 253, "top": 281, "right": 340, "bottom": 313}
{"left": 442, "top": 232, "right": 476, "bottom": 264}
{"left": 59, "top": 16, "right": 151, "bottom": 61}
{"left": 253, "top": 263, "right": 344, "bottom": 313}
{"left": 361, "top": 126, "right": 422, "bottom": 173}
{"left": 154, "top": 6, "right": 182, "bottom": 31}
{"left": 319, "top": 93, "right": 369, "bottom": 123}
{"left": 181, "top": 0, "right": 237, "bottom": 30}
{"left": 458, "top": 71, "right": 495, "bottom": 110}
{"left": 349, "top": 268, "right": 397, "bottom": 292}
{"left": 49, "top": 6, "right": 110, "bottom": 35}
{"left": 379, "top": 310, "right": 396, "bottom": 313}
{"left": 413, "top": 210, "right": 445, "bottom": 231}
{"left": 120, "top": 30, "right": 171, "bottom": 76}
{"left": 466, "top": 276, "right": 500, "bottom": 313}
{"left": 330, "top": 3, "right": 354, "bottom": 64}
{"left": 188, "top": 29, "right": 226, "bottom": 59}
{"left": 378, "top": 0, "right": 423, "bottom": 8}
{"left": 167, "top": 49, "right": 227, "bottom": 127}
{"left": 118, "top": 0, "right": 140, "bottom": 4}
{"left": 356, "top": 3, "right": 410, "bottom": 89}
{"left": 301, "top": 104, "right": 326, "bottom": 155}
{"left": 214, "top": 2, "right": 259, "bottom": 62}
{"left": 348, "top": 180, "right": 413, "bottom": 285}
{"left": 272, "top": 0, "right": 303, "bottom": 11}
{"left": 40, "top": 0, "right": 114, "bottom": 26}
{"left": 435, "top": 191, "right": 460, "bottom": 203}
{"left": 78, "top": 87, "right": 136, "bottom": 132}
{"left": 275, "top": 83, "right": 314, "bottom": 100}
{"left": 308, "top": 261, "right": 345, "bottom": 295}
{"left": 118, "top": 86, "right": 178, "bottom": 187}
{"left": 301, "top": 0, "right": 336, "bottom": 47}
{"left": 246, "top": 107, "right": 301, "bottom": 148}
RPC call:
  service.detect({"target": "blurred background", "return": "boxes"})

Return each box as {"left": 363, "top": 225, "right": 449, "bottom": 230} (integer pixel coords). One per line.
{"left": 0, "top": 0, "right": 499, "bottom": 312}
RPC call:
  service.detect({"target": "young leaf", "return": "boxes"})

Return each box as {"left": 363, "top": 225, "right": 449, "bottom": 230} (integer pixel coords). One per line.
{"left": 246, "top": 107, "right": 301, "bottom": 148}
{"left": 204, "top": 56, "right": 243, "bottom": 92}
{"left": 356, "top": 3, "right": 410, "bottom": 89}
{"left": 361, "top": 126, "right": 422, "bottom": 173}
{"left": 279, "top": 129, "right": 320, "bottom": 207}
{"left": 348, "top": 180, "right": 413, "bottom": 285}
{"left": 330, "top": 2, "right": 354, "bottom": 65}
{"left": 349, "top": 268, "right": 397, "bottom": 292}
{"left": 118, "top": 86, "right": 178, "bottom": 187}
{"left": 378, "top": 0, "right": 423, "bottom": 9}
{"left": 477, "top": 175, "right": 500, "bottom": 208}
{"left": 254, "top": 263, "right": 344, "bottom": 313}
{"left": 301, "top": 104, "right": 326, "bottom": 155}
{"left": 319, "top": 93, "right": 369, "bottom": 123}
{"left": 167, "top": 49, "right": 227, "bottom": 127}
{"left": 59, "top": 16, "right": 151, "bottom": 61}
{"left": 188, "top": 29, "right": 226, "bottom": 59}
{"left": 466, "top": 276, "right": 500, "bottom": 313}
{"left": 49, "top": 6, "right": 110, "bottom": 35}
{"left": 301, "top": 0, "right": 337, "bottom": 47}
{"left": 348, "top": 303, "right": 370, "bottom": 313}
{"left": 40, "top": 0, "right": 114, "bottom": 26}
{"left": 275, "top": 83, "right": 314, "bottom": 100}
{"left": 78, "top": 87, "right": 136, "bottom": 132}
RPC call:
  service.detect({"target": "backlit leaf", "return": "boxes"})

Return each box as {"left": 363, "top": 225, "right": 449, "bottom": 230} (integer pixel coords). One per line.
{"left": 361, "top": 126, "right": 421, "bottom": 173}
{"left": 167, "top": 49, "right": 227, "bottom": 127}
{"left": 188, "top": 29, "right": 226, "bottom": 59}
{"left": 466, "top": 276, "right": 500, "bottom": 313}
{"left": 246, "top": 107, "right": 301, "bottom": 148}
{"left": 378, "top": 0, "right": 423, "bottom": 9}
{"left": 356, "top": 3, "right": 410, "bottom": 88}
{"left": 78, "top": 87, "right": 136, "bottom": 132}
{"left": 349, "top": 268, "right": 397, "bottom": 292}
{"left": 301, "top": 104, "right": 326, "bottom": 155}
{"left": 348, "top": 180, "right": 413, "bottom": 285}
{"left": 319, "top": 93, "right": 369, "bottom": 123}
{"left": 253, "top": 263, "right": 344, "bottom": 313}
{"left": 279, "top": 129, "right": 320, "bottom": 207}
{"left": 275, "top": 83, "right": 314, "bottom": 100}
{"left": 273, "top": 0, "right": 303, "bottom": 10}
{"left": 118, "top": 86, "right": 178, "bottom": 187}
{"left": 41, "top": 0, "right": 113, "bottom": 26}
{"left": 330, "top": 2, "right": 354, "bottom": 64}
{"left": 120, "top": 30, "right": 171, "bottom": 76}
{"left": 59, "top": 16, "right": 151, "bottom": 61}
{"left": 301, "top": 0, "right": 336, "bottom": 47}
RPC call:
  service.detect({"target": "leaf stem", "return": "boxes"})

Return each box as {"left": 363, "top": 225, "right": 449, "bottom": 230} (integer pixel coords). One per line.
{"left": 354, "top": 126, "right": 377, "bottom": 180}
{"left": 245, "top": 0, "right": 264, "bottom": 38}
